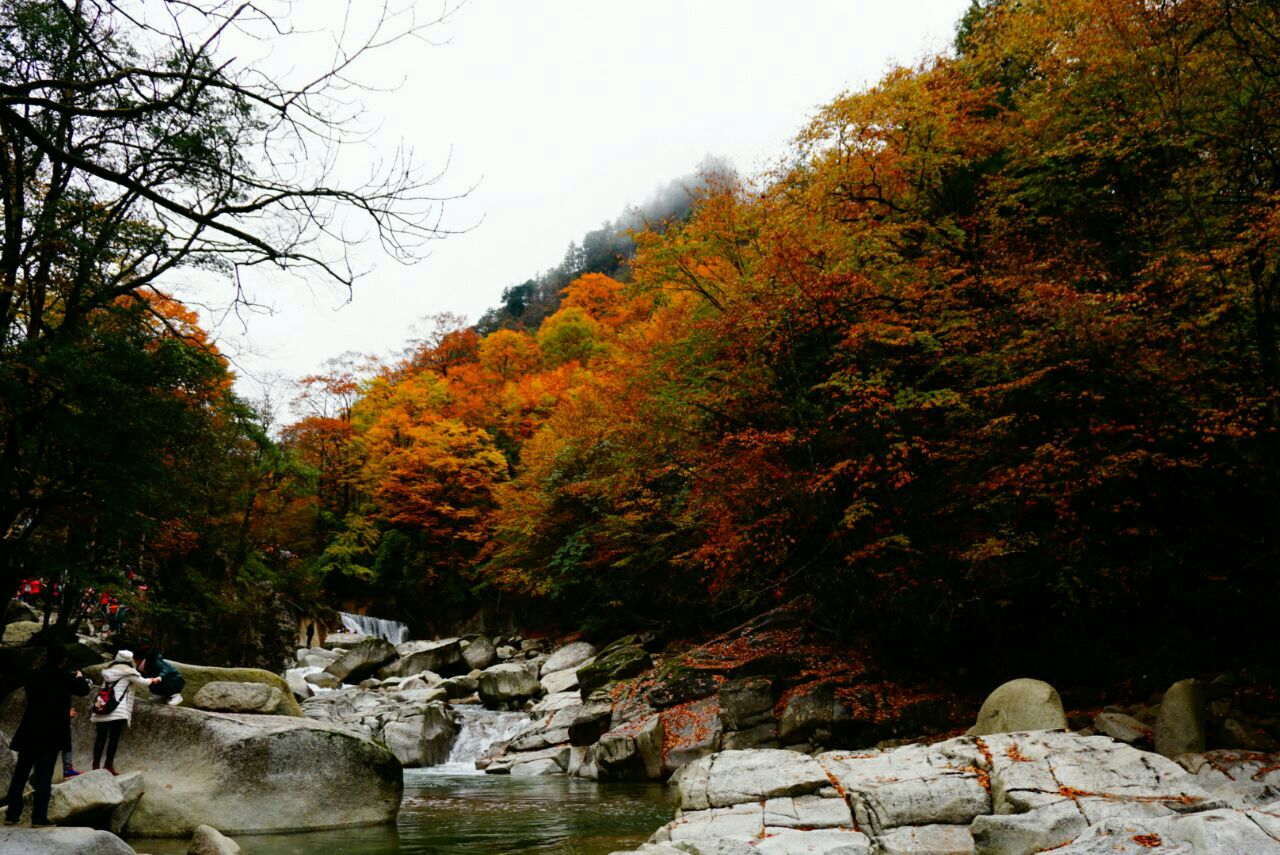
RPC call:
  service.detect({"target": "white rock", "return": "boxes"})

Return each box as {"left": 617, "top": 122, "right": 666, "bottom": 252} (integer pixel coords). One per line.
{"left": 761, "top": 795, "right": 854, "bottom": 829}
{"left": 188, "top": 823, "right": 242, "bottom": 854}
{"left": 873, "top": 824, "right": 975, "bottom": 854}
{"left": 541, "top": 668, "right": 580, "bottom": 695}
{"left": 677, "top": 750, "right": 832, "bottom": 810}
{"left": 541, "top": 641, "right": 597, "bottom": 676}
{"left": 754, "top": 828, "right": 871, "bottom": 854}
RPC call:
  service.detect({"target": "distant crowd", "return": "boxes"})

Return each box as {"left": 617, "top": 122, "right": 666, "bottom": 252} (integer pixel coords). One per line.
{"left": 14, "top": 571, "right": 150, "bottom": 635}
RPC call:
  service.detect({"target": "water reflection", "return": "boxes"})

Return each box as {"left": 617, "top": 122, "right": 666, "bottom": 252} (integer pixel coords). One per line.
{"left": 137, "top": 769, "right": 673, "bottom": 855}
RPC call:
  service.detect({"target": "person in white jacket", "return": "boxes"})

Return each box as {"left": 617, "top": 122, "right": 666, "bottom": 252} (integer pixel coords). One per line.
{"left": 90, "top": 650, "right": 159, "bottom": 775}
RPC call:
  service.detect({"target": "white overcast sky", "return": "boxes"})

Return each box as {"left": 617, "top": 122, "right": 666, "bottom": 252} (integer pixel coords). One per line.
{"left": 186, "top": 0, "right": 972, "bottom": 402}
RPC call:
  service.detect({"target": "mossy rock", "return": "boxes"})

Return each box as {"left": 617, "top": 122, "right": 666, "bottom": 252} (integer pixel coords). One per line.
{"left": 87, "top": 661, "right": 303, "bottom": 717}
{"left": 577, "top": 644, "right": 651, "bottom": 699}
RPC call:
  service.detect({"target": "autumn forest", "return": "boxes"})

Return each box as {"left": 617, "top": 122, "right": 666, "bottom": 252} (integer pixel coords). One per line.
{"left": 4, "top": 0, "right": 1279, "bottom": 685}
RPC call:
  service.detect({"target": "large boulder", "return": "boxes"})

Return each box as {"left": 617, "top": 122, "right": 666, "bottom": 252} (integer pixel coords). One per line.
{"left": 1155, "top": 678, "right": 1206, "bottom": 758}
{"left": 187, "top": 824, "right": 241, "bottom": 855}
{"left": 461, "top": 636, "right": 497, "bottom": 671}
{"left": 192, "top": 681, "right": 286, "bottom": 715}
{"left": 381, "top": 701, "right": 460, "bottom": 767}
{"left": 325, "top": 637, "right": 399, "bottom": 684}
{"left": 576, "top": 642, "right": 651, "bottom": 699}
{"left": 379, "top": 638, "right": 465, "bottom": 679}
{"left": 597, "top": 714, "right": 665, "bottom": 781}
{"left": 29, "top": 768, "right": 124, "bottom": 826}
{"left": 541, "top": 641, "right": 596, "bottom": 676}
{"left": 718, "top": 677, "right": 777, "bottom": 731}
{"left": 4, "top": 599, "right": 39, "bottom": 624}
{"left": 0, "top": 827, "right": 136, "bottom": 854}
{"left": 478, "top": 662, "right": 542, "bottom": 709}
{"left": 2, "top": 620, "right": 41, "bottom": 646}
{"left": 777, "top": 681, "right": 851, "bottom": 744}
{"left": 568, "top": 691, "right": 615, "bottom": 746}
{"left": 162, "top": 662, "right": 304, "bottom": 717}
{"left": 1, "top": 691, "right": 402, "bottom": 836}
{"left": 970, "top": 677, "right": 1067, "bottom": 736}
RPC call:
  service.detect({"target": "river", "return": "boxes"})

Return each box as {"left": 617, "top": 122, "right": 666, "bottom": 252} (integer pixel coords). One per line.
{"left": 137, "top": 765, "right": 672, "bottom": 854}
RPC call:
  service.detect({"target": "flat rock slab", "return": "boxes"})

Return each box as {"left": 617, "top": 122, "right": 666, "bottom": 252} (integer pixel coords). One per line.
{"left": 677, "top": 749, "right": 832, "bottom": 810}
{"left": 0, "top": 826, "right": 136, "bottom": 854}
{"left": 1052, "top": 802, "right": 1280, "bottom": 853}
{"left": 873, "top": 824, "right": 975, "bottom": 854}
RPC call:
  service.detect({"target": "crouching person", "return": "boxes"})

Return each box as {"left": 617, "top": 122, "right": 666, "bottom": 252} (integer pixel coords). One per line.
{"left": 138, "top": 646, "right": 184, "bottom": 706}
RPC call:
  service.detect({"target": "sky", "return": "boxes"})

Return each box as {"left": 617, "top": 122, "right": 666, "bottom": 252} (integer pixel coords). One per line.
{"left": 183, "top": 0, "right": 973, "bottom": 402}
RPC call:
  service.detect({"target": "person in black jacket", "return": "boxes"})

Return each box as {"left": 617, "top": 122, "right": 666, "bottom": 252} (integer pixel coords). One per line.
{"left": 3, "top": 647, "right": 92, "bottom": 826}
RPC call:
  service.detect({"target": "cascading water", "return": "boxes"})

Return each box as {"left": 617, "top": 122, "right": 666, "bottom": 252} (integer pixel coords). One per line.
{"left": 339, "top": 611, "right": 410, "bottom": 644}
{"left": 425, "top": 706, "right": 532, "bottom": 774}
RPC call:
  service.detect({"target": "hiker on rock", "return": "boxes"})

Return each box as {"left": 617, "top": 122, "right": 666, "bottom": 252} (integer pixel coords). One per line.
{"left": 3, "top": 647, "right": 92, "bottom": 827}
{"left": 138, "top": 645, "right": 185, "bottom": 706}
{"left": 90, "top": 650, "right": 160, "bottom": 775}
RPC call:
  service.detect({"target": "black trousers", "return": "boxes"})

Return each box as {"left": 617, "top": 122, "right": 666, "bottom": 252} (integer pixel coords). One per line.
{"left": 93, "top": 720, "right": 126, "bottom": 767}
{"left": 4, "top": 748, "right": 57, "bottom": 823}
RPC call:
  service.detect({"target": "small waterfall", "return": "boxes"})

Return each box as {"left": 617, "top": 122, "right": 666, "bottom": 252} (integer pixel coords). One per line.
{"left": 438, "top": 706, "right": 532, "bottom": 772}
{"left": 339, "top": 611, "right": 409, "bottom": 644}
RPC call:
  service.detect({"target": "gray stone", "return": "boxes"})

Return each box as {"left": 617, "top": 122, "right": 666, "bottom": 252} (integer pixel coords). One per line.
{"left": 541, "top": 668, "right": 579, "bottom": 695}
{"left": 970, "top": 678, "right": 1067, "bottom": 736}
{"left": 46, "top": 768, "right": 124, "bottom": 825}
{"left": 754, "top": 829, "right": 871, "bottom": 854}
{"left": 718, "top": 677, "right": 776, "bottom": 731}
{"left": 1155, "top": 678, "right": 1206, "bottom": 758}
{"left": 0, "top": 827, "right": 136, "bottom": 854}
{"left": 1221, "top": 717, "right": 1280, "bottom": 752}
{"left": 478, "top": 662, "right": 542, "bottom": 709}
{"left": 321, "top": 631, "right": 366, "bottom": 649}
{"left": 761, "top": 794, "right": 854, "bottom": 829}
{"left": 380, "top": 639, "right": 464, "bottom": 679}
{"left": 496, "top": 644, "right": 516, "bottom": 660}
{"left": 108, "top": 772, "right": 144, "bottom": 835}
{"left": 677, "top": 749, "right": 831, "bottom": 810}
{"left": 1, "top": 691, "right": 402, "bottom": 836}
{"left": 283, "top": 668, "right": 314, "bottom": 700}
{"left": 873, "top": 824, "right": 974, "bottom": 854}
{"left": 510, "top": 758, "right": 563, "bottom": 776}
{"left": 324, "top": 637, "right": 399, "bottom": 683}
{"left": 577, "top": 644, "right": 651, "bottom": 698}
{"left": 303, "top": 671, "right": 338, "bottom": 689}
{"left": 541, "top": 641, "right": 597, "bottom": 676}
{"left": 2, "top": 620, "right": 41, "bottom": 646}
{"left": 722, "top": 722, "right": 778, "bottom": 750}
{"left": 1093, "top": 711, "right": 1151, "bottom": 745}
{"left": 192, "top": 682, "right": 285, "bottom": 715}
{"left": 598, "top": 714, "right": 665, "bottom": 781}
{"left": 462, "top": 636, "right": 497, "bottom": 670}
{"left": 778, "top": 682, "right": 850, "bottom": 743}
{"left": 1053, "top": 804, "right": 1280, "bottom": 853}
{"left": 440, "top": 675, "right": 478, "bottom": 699}
{"left": 187, "top": 824, "right": 242, "bottom": 855}
{"left": 816, "top": 743, "right": 990, "bottom": 834}
{"left": 4, "top": 599, "right": 39, "bottom": 624}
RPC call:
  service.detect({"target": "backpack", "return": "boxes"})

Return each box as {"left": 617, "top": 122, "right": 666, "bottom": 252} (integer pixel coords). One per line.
{"left": 93, "top": 679, "right": 123, "bottom": 715}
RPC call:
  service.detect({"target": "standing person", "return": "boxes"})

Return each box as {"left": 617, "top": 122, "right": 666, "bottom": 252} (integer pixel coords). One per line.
{"left": 62, "top": 705, "right": 82, "bottom": 779}
{"left": 3, "top": 647, "right": 91, "bottom": 826}
{"left": 90, "top": 650, "right": 159, "bottom": 775}
{"left": 138, "top": 646, "right": 185, "bottom": 706}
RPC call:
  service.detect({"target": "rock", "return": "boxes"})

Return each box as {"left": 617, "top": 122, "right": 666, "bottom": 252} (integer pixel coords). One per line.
{"left": 598, "top": 714, "right": 665, "bottom": 781}
{"left": 4, "top": 599, "right": 39, "bottom": 624}
{"left": 541, "top": 641, "right": 597, "bottom": 675}
{"left": 541, "top": 668, "right": 579, "bottom": 695}
{"left": 1220, "top": 717, "right": 1280, "bottom": 752}
{"left": 478, "top": 662, "right": 542, "bottom": 709}
{"left": 358, "top": 678, "right": 381, "bottom": 689}
{"left": 873, "top": 824, "right": 974, "bottom": 854}
{"left": 970, "top": 678, "right": 1067, "bottom": 736}
{"left": 2, "top": 620, "right": 41, "bottom": 645}
{"left": 2, "top": 690, "right": 403, "bottom": 836}
{"left": 188, "top": 824, "right": 242, "bottom": 855}
{"left": 462, "top": 636, "right": 497, "bottom": 671}
{"left": 719, "top": 677, "right": 777, "bottom": 731}
{"left": 484, "top": 745, "right": 570, "bottom": 775}
{"left": 440, "top": 674, "right": 478, "bottom": 699}
{"left": 325, "top": 637, "right": 399, "bottom": 684}
{"left": 722, "top": 722, "right": 779, "bottom": 750}
{"left": 298, "top": 647, "right": 340, "bottom": 669}
{"left": 778, "top": 682, "right": 851, "bottom": 743}
{"left": 109, "top": 772, "right": 144, "bottom": 835}
{"left": 192, "top": 681, "right": 286, "bottom": 715}
{"left": 0, "top": 827, "right": 136, "bottom": 854}
{"left": 496, "top": 645, "right": 516, "bottom": 660}
{"left": 1155, "top": 678, "right": 1206, "bottom": 757}
{"left": 677, "top": 749, "right": 832, "bottom": 810}
{"left": 569, "top": 692, "right": 615, "bottom": 745}
{"left": 380, "top": 638, "right": 465, "bottom": 679}
{"left": 283, "top": 668, "right": 315, "bottom": 700}
{"left": 321, "top": 631, "right": 366, "bottom": 649}
{"left": 44, "top": 768, "right": 124, "bottom": 825}
{"left": 420, "top": 701, "right": 461, "bottom": 766}
{"left": 577, "top": 643, "right": 651, "bottom": 699}
{"left": 1093, "top": 711, "right": 1152, "bottom": 745}
{"left": 1052, "top": 803, "right": 1280, "bottom": 853}
{"left": 660, "top": 697, "right": 723, "bottom": 774}
{"left": 158, "top": 662, "right": 304, "bottom": 717}
{"left": 510, "top": 758, "right": 563, "bottom": 776}
{"left": 646, "top": 672, "right": 720, "bottom": 709}
{"left": 397, "top": 672, "right": 443, "bottom": 691}
{"left": 304, "top": 671, "right": 339, "bottom": 689}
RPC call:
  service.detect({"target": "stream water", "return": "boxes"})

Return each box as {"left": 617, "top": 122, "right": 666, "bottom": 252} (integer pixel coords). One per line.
{"left": 135, "top": 704, "right": 673, "bottom": 854}
{"left": 137, "top": 770, "right": 672, "bottom": 855}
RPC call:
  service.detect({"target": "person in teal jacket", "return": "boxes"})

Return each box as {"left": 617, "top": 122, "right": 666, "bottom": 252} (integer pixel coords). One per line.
{"left": 138, "top": 646, "right": 185, "bottom": 706}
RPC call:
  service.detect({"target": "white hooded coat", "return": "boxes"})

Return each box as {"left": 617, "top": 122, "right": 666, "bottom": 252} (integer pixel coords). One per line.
{"left": 90, "top": 663, "right": 151, "bottom": 724}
